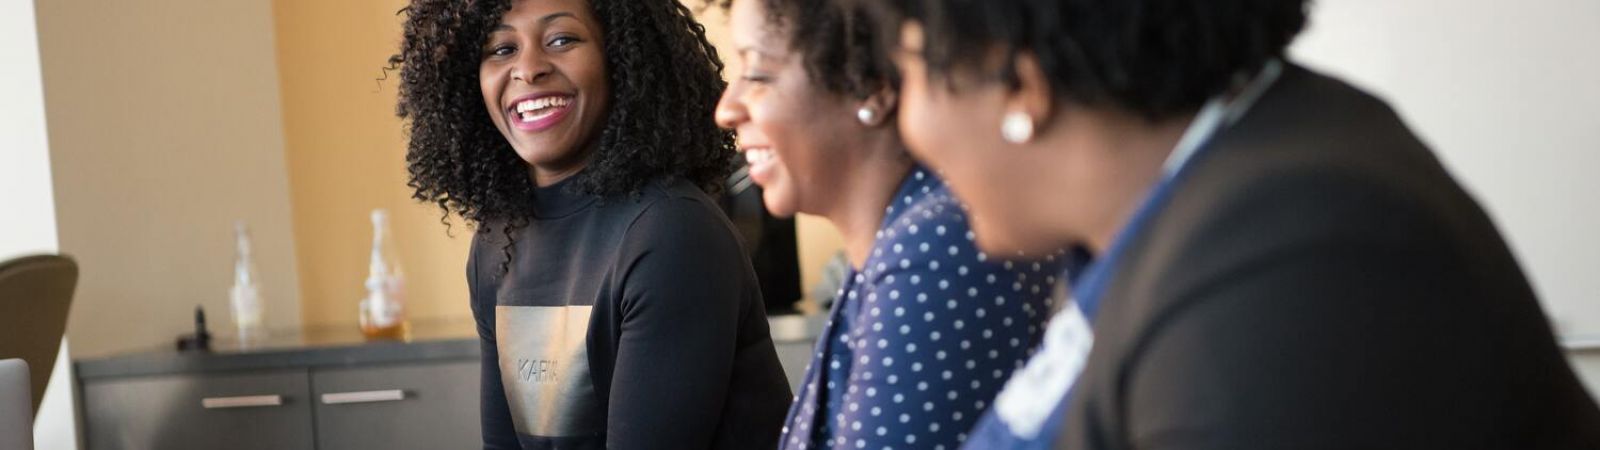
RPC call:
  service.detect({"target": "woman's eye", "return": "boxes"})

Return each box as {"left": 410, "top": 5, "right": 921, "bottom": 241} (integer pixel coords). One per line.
{"left": 741, "top": 74, "right": 772, "bottom": 83}
{"left": 488, "top": 44, "right": 515, "bottom": 58}
{"left": 548, "top": 36, "right": 578, "bottom": 48}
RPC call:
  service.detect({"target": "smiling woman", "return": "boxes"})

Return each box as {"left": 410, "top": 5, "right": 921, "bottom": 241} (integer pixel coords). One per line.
{"left": 709, "top": 0, "right": 1071, "bottom": 449}
{"left": 389, "top": 0, "right": 793, "bottom": 449}
{"left": 477, "top": 4, "right": 609, "bottom": 186}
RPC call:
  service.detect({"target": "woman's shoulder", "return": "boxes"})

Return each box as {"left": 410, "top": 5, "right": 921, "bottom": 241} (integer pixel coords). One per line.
{"left": 862, "top": 170, "right": 1068, "bottom": 287}
{"left": 861, "top": 171, "right": 976, "bottom": 278}
{"left": 617, "top": 176, "right": 740, "bottom": 252}
{"left": 638, "top": 176, "right": 721, "bottom": 207}
{"left": 611, "top": 177, "right": 755, "bottom": 302}
{"left": 883, "top": 169, "right": 965, "bottom": 234}
{"left": 468, "top": 219, "right": 508, "bottom": 253}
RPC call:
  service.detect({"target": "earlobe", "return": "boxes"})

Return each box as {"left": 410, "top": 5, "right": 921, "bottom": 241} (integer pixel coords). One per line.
{"left": 1003, "top": 51, "right": 1054, "bottom": 142}
{"left": 856, "top": 88, "right": 899, "bottom": 127}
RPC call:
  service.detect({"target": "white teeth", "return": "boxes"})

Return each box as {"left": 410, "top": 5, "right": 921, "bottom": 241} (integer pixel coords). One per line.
{"left": 744, "top": 148, "right": 772, "bottom": 165}
{"left": 513, "top": 96, "right": 572, "bottom": 122}
{"left": 515, "top": 96, "right": 571, "bottom": 113}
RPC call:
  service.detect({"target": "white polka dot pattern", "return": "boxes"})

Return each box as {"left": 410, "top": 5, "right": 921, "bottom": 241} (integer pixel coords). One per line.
{"left": 777, "top": 169, "right": 1068, "bottom": 450}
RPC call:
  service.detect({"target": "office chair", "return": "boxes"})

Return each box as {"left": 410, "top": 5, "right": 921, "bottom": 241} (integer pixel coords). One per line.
{"left": 0, "top": 254, "right": 78, "bottom": 416}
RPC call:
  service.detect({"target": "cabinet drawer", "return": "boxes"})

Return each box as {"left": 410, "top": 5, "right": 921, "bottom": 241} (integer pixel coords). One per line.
{"left": 83, "top": 370, "right": 313, "bottom": 450}
{"left": 311, "top": 361, "right": 478, "bottom": 450}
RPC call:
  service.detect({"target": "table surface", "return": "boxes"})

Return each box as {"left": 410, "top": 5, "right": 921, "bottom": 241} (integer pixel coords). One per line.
{"left": 75, "top": 313, "right": 826, "bottom": 380}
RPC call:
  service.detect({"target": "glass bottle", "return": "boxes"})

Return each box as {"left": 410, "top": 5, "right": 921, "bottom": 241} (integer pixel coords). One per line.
{"left": 359, "top": 209, "right": 408, "bottom": 340}
{"left": 230, "top": 221, "right": 265, "bottom": 341}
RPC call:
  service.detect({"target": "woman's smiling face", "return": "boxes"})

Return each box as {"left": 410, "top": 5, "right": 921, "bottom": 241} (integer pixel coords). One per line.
{"left": 714, "top": 0, "right": 869, "bottom": 218}
{"left": 480, "top": 0, "right": 610, "bottom": 186}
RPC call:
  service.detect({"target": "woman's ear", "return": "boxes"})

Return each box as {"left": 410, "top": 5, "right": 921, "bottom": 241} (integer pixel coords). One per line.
{"left": 855, "top": 87, "right": 899, "bottom": 127}
{"left": 1001, "top": 51, "right": 1054, "bottom": 142}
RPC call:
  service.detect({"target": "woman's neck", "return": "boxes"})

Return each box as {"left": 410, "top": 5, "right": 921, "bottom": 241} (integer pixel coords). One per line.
{"left": 529, "top": 142, "right": 598, "bottom": 187}
{"left": 1065, "top": 111, "right": 1194, "bottom": 254}
{"left": 826, "top": 148, "right": 914, "bottom": 270}
{"left": 531, "top": 164, "right": 584, "bottom": 187}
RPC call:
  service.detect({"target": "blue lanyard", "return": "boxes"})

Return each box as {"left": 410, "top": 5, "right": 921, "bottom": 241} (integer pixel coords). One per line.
{"left": 1071, "top": 60, "right": 1283, "bottom": 319}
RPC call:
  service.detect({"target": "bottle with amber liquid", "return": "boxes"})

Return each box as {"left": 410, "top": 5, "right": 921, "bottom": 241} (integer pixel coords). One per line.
{"left": 359, "top": 209, "right": 409, "bottom": 340}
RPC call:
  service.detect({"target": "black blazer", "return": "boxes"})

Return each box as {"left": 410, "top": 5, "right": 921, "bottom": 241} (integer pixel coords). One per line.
{"left": 1055, "top": 64, "right": 1600, "bottom": 449}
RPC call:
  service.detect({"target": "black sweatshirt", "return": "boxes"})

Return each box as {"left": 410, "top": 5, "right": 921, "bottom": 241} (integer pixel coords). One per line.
{"left": 466, "top": 176, "right": 792, "bottom": 449}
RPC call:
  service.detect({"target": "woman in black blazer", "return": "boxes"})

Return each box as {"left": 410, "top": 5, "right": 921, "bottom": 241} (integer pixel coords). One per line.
{"left": 865, "top": 0, "right": 1600, "bottom": 448}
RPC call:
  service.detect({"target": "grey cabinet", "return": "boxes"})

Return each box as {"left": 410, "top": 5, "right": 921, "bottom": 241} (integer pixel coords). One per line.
{"left": 774, "top": 340, "right": 814, "bottom": 390}
{"left": 76, "top": 316, "right": 821, "bottom": 448}
{"left": 310, "top": 361, "right": 478, "bottom": 450}
{"left": 83, "top": 370, "right": 314, "bottom": 450}
{"left": 80, "top": 360, "right": 480, "bottom": 450}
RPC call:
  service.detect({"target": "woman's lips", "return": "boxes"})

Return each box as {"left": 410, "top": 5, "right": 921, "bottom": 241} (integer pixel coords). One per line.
{"left": 509, "top": 95, "right": 573, "bottom": 132}
{"left": 743, "top": 147, "right": 777, "bottom": 185}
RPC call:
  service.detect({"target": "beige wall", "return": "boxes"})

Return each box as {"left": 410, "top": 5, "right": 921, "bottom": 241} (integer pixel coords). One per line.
{"left": 37, "top": 0, "right": 303, "bottom": 358}
{"left": 272, "top": 0, "right": 473, "bottom": 327}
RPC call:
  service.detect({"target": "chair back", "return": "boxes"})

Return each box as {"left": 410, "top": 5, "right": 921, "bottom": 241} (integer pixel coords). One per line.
{"left": 0, "top": 254, "right": 78, "bottom": 416}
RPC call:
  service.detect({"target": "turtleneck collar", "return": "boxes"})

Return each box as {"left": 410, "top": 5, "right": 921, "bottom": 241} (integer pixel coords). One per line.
{"left": 531, "top": 172, "right": 598, "bottom": 219}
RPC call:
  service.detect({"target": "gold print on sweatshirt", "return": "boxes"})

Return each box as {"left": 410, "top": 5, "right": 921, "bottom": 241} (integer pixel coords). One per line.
{"left": 496, "top": 305, "right": 603, "bottom": 437}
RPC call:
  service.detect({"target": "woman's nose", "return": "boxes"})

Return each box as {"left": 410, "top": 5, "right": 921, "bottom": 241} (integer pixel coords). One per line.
{"left": 510, "top": 49, "right": 554, "bottom": 84}
{"left": 714, "top": 82, "right": 748, "bottom": 129}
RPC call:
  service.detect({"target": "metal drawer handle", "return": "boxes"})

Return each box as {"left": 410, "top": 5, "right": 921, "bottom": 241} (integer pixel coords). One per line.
{"left": 201, "top": 395, "right": 284, "bottom": 409}
{"left": 321, "top": 389, "right": 407, "bottom": 405}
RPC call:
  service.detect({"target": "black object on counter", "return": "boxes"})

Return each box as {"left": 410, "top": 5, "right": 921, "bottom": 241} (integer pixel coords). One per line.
{"left": 175, "top": 306, "right": 212, "bottom": 352}
{"left": 722, "top": 158, "right": 803, "bottom": 314}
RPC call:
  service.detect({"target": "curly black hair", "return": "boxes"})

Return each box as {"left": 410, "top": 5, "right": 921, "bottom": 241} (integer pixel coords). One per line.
{"left": 863, "top": 0, "right": 1309, "bottom": 121}
{"left": 710, "top": 0, "right": 895, "bottom": 100}
{"left": 390, "top": 0, "right": 735, "bottom": 236}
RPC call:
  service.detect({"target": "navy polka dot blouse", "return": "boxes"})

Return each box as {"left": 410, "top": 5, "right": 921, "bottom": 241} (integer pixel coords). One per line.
{"left": 779, "top": 168, "right": 1068, "bottom": 450}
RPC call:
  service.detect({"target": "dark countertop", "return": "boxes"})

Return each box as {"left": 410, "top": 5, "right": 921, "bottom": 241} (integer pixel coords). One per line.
{"left": 76, "top": 313, "right": 827, "bottom": 381}
{"left": 74, "top": 320, "right": 482, "bottom": 380}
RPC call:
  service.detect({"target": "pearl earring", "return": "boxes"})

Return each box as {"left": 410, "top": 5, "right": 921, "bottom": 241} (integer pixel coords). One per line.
{"left": 1001, "top": 111, "right": 1034, "bottom": 144}
{"left": 856, "top": 107, "right": 877, "bottom": 125}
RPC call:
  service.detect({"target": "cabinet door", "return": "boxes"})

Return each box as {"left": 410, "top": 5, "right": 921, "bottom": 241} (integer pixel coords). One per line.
{"left": 774, "top": 340, "right": 815, "bottom": 391}
{"left": 83, "top": 370, "right": 314, "bottom": 450}
{"left": 311, "top": 361, "right": 478, "bottom": 450}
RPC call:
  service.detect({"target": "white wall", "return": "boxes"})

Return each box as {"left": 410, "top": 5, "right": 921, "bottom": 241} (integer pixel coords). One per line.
{"left": 0, "top": 1, "right": 77, "bottom": 448}
{"left": 1, "top": 2, "right": 57, "bottom": 259}
{"left": 35, "top": 0, "right": 303, "bottom": 359}
{"left": 1291, "top": 0, "right": 1600, "bottom": 392}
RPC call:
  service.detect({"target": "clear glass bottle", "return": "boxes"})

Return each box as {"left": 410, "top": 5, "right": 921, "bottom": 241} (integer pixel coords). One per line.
{"left": 359, "top": 209, "right": 408, "bottom": 340}
{"left": 230, "top": 221, "right": 265, "bottom": 341}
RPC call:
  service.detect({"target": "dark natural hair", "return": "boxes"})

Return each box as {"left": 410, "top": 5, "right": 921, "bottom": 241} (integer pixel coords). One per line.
{"left": 711, "top": 0, "right": 896, "bottom": 100}
{"left": 864, "top": 0, "right": 1310, "bottom": 121}
{"left": 390, "top": 0, "right": 735, "bottom": 249}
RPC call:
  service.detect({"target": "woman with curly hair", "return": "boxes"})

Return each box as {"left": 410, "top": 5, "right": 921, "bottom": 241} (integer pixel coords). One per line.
{"left": 391, "top": 0, "right": 791, "bottom": 448}
{"left": 711, "top": 0, "right": 1070, "bottom": 448}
